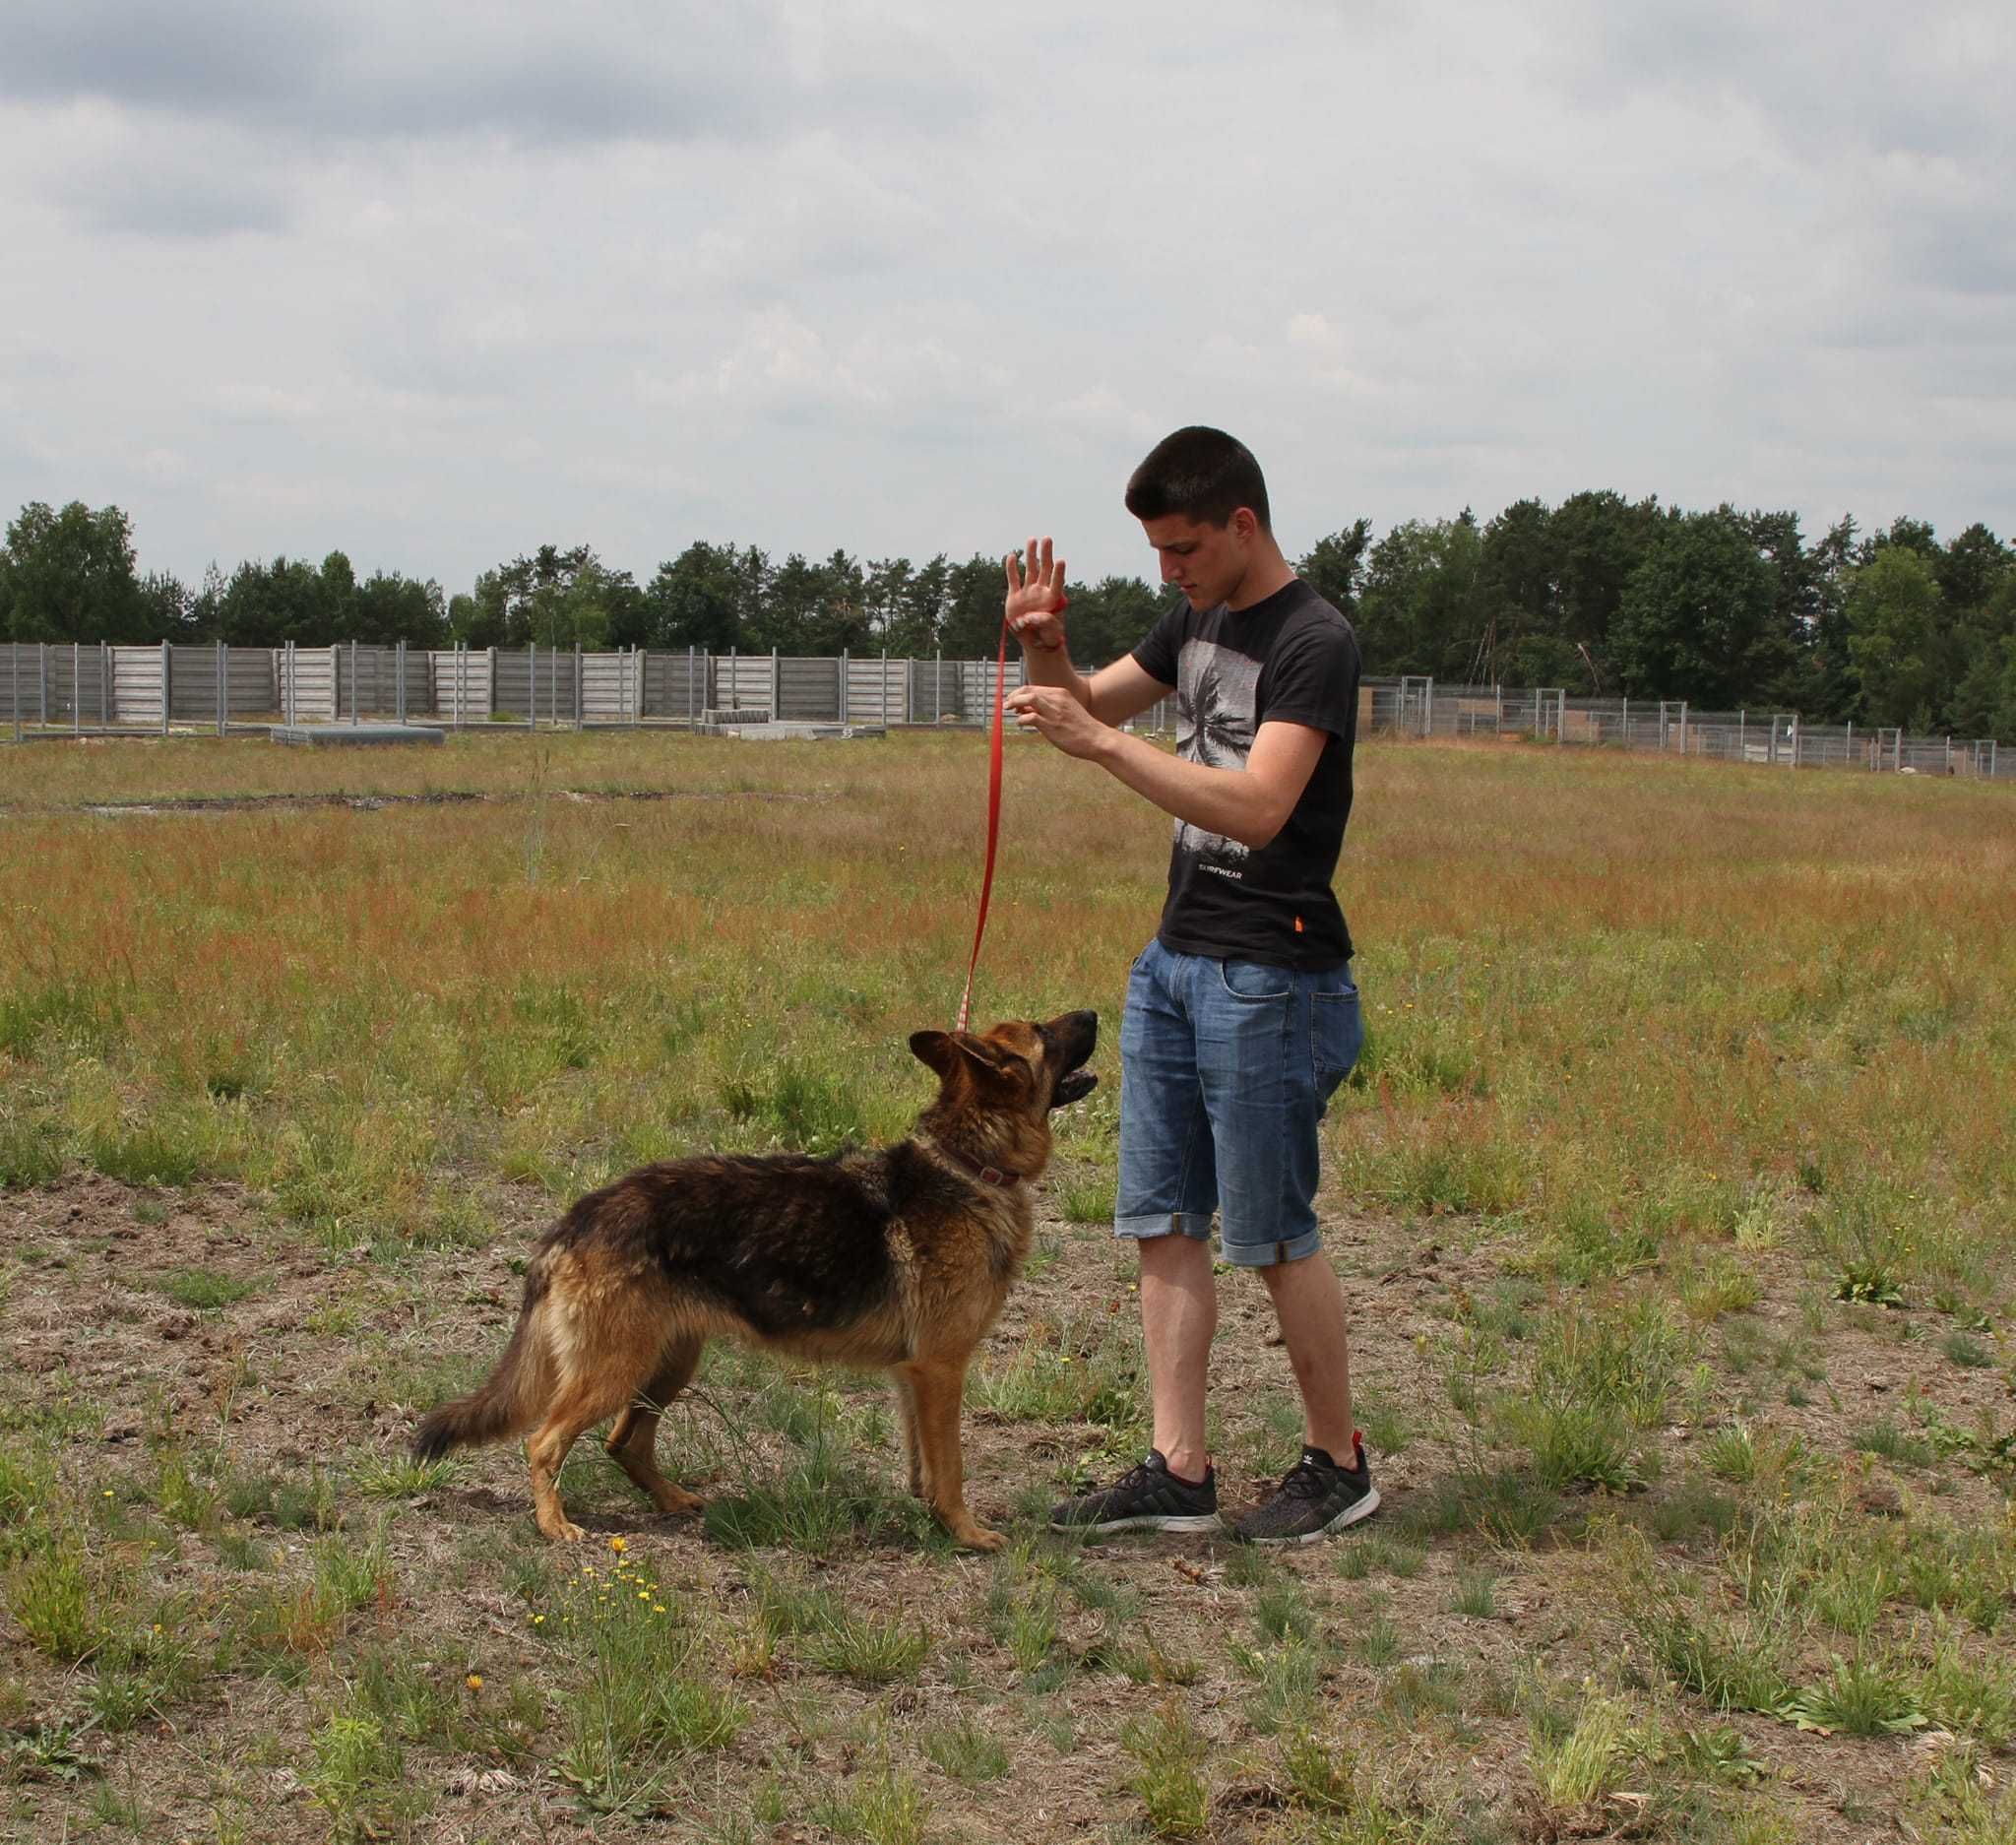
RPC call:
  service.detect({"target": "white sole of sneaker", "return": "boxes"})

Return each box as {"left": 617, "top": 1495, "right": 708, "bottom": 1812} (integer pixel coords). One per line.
{"left": 1247, "top": 1486, "right": 1381, "bottom": 1546}
{"left": 1084, "top": 1511, "right": 1224, "bottom": 1534}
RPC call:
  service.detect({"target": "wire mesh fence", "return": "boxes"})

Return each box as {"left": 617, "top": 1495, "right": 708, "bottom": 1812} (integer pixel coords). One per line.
{"left": 1361, "top": 678, "right": 2005, "bottom": 779}
{"left": 0, "top": 642, "right": 2005, "bottom": 781}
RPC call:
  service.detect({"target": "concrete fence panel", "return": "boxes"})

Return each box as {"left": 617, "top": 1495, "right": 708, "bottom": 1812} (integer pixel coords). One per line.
{"left": 777, "top": 656, "right": 843, "bottom": 723}
{"left": 110, "top": 647, "right": 166, "bottom": 725}
{"left": 581, "top": 651, "right": 643, "bottom": 723}
{"left": 846, "top": 657, "right": 908, "bottom": 727}
{"left": 428, "top": 650, "right": 493, "bottom": 724}
{"left": 5, "top": 643, "right": 2010, "bottom": 781}
{"left": 2, "top": 644, "right": 114, "bottom": 724}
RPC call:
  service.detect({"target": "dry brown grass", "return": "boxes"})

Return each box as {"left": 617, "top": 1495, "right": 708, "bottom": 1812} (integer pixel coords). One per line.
{"left": 1, "top": 729, "right": 2013, "bottom": 1843}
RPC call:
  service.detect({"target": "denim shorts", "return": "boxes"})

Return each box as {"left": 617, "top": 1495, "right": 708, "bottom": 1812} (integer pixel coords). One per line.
{"left": 1114, "top": 937, "right": 1364, "bottom": 1267}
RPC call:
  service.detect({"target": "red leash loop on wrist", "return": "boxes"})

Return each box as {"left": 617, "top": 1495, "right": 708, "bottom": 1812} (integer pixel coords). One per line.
{"left": 955, "top": 597, "right": 1066, "bottom": 1034}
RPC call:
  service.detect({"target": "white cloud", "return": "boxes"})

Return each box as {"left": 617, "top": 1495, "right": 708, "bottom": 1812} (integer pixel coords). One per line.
{"left": 215, "top": 385, "right": 321, "bottom": 424}
{"left": 0, "top": 0, "right": 2007, "bottom": 591}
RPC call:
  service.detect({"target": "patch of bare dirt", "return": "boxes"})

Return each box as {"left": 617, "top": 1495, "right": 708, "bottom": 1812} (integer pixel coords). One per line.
{"left": 1, "top": 1172, "right": 2008, "bottom": 1842}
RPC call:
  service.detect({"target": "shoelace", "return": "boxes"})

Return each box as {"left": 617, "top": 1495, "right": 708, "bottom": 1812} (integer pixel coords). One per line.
{"left": 1277, "top": 1457, "right": 1335, "bottom": 1499}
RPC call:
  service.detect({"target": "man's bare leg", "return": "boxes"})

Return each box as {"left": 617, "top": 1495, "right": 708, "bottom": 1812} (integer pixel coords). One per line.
{"left": 1256, "top": 1250, "right": 1355, "bottom": 1460}
{"left": 1139, "top": 1233, "right": 1217, "bottom": 1482}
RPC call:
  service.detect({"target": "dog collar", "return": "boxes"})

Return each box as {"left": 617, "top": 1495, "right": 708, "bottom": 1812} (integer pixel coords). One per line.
{"left": 935, "top": 1144, "right": 1023, "bottom": 1187}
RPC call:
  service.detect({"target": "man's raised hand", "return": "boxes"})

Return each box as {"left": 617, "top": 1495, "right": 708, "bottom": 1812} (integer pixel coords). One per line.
{"left": 1004, "top": 537, "right": 1068, "bottom": 652}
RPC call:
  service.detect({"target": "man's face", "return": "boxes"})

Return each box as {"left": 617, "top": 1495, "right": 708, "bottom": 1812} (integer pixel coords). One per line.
{"left": 1140, "top": 511, "right": 1253, "bottom": 610}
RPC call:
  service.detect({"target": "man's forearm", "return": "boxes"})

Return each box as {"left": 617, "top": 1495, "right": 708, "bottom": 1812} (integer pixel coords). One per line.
{"left": 1019, "top": 641, "right": 1093, "bottom": 707}
{"left": 1088, "top": 728, "right": 1284, "bottom": 851}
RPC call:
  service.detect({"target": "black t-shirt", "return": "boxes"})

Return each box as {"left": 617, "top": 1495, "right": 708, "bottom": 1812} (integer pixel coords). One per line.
{"left": 1130, "top": 579, "right": 1358, "bottom": 969}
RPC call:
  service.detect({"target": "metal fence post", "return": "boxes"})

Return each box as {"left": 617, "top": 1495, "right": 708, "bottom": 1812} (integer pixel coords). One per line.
{"left": 772, "top": 645, "right": 780, "bottom": 721}
{"left": 1791, "top": 713, "right": 1800, "bottom": 768}
{"left": 38, "top": 643, "right": 47, "bottom": 729}
{"left": 159, "top": 639, "right": 170, "bottom": 736}
{"left": 216, "top": 640, "right": 224, "bottom": 736}
{"left": 9, "top": 640, "right": 18, "bottom": 743}
{"left": 73, "top": 642, "right": 81, "bottom": 734}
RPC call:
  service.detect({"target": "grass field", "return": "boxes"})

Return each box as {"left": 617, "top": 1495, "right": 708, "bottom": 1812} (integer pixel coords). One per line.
{"left": 2, "top": 729, "right": 2013, "bottom": 1844}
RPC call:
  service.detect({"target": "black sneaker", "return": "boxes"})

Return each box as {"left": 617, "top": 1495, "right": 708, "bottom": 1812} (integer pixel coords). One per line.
{"left": 1233, "top": 1436, "right": 1379, "bottom": 1544}
{"left": 1048, "top": 1451, "right": 1221, "bottom": 1534}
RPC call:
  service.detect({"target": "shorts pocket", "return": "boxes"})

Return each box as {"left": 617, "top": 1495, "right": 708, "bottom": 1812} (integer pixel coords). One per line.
{"left": 1312, "top": 985, "right": 1364, "bottom": 1083}
{"left": 1219, "top": 958, "right": 1292, "bottom": 1001}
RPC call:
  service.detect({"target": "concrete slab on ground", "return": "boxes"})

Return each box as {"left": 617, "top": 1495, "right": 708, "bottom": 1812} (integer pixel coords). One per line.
{"left": 271, "top": 724, "right": 445, "bottom": 746}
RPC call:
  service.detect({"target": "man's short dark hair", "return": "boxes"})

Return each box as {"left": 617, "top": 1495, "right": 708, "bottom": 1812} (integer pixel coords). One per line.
{"left": 1124, "top": 426, "right": 1271, "bottom": 532}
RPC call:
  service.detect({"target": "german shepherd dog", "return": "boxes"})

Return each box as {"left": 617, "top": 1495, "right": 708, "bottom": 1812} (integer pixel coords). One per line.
{"left": 412, "top": 1010, "right": 1098, "bottom": 1552}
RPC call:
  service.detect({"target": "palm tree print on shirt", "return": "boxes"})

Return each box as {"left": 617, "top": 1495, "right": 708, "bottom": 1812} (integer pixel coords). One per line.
{"left": 1172, "top": 640, "right": 1260, "bottom": 874}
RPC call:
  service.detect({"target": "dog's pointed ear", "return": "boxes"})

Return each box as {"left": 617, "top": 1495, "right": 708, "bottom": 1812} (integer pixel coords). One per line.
{"left": 910, "top": 1029, "right": 954, "bottom": 1078}
{"left": 910, "top": 1030, "right": 1010, "bottom": 1082}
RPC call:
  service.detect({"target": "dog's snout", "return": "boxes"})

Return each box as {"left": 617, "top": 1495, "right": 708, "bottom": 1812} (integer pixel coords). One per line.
{"left": 1048, "top": 1009, "right": 1099, "bottom": 1062}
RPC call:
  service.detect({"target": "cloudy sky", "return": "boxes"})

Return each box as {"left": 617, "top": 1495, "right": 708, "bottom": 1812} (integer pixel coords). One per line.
{"left": 2, "top": 1, "right": 2011, "bottom": 597}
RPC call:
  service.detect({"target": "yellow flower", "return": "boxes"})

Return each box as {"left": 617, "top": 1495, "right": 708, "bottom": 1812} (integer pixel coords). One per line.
{"left": 608, "top": 1537, "right": 627, "bottom": 1555}
{"left": 653, "top": 1604, "right": 666, "bottom": 1614}
{"left": 466, "top": 1674, "right": 483, "bottom": 1691}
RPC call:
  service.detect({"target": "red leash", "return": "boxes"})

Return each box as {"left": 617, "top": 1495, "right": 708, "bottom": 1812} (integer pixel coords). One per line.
{"left": 955, "top": 600, "right": 1065, "bottom": 1034}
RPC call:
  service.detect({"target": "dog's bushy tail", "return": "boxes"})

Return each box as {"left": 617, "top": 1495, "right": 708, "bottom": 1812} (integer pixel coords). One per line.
{"left": 412, "top": 1275, "right": 551, "bottom": 1462}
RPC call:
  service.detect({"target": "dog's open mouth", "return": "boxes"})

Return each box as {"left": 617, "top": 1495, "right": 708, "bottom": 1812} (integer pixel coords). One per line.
{"left": 1051, "top": 1068, "right": 1098, "bottom": 1109}
{"left": 1047, "top": 1010, "right": 1101, "bottom": 1110}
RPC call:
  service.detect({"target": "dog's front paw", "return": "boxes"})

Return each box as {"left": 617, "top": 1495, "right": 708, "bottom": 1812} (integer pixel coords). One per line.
{"left": 948, "top": 1518, "right": 1006, "bottom": 1553}
{"left": 540, "top": 1517, "right": 588, "bottom": 1543}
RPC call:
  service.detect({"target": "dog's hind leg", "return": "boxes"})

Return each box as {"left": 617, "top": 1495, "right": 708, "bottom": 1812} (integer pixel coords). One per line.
{"left": 890, "top": 1368, "right": 925, "bottom": 1499}
{"left": 527, "top": 1370, "right": 644, "bottom": 1543}
{"left": 899, "top": 1358, "right": 1001, "bottom": 1552}
{"left": 604, "top": 1337, "right": 705, "bottom": 1519}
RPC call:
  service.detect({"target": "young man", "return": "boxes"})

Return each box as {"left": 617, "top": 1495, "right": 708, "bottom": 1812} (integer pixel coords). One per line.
{"left": 1001, "top": 425, "right": 1376, "bottom": 1544}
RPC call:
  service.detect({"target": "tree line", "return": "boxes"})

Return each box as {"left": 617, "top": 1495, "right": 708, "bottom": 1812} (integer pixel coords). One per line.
{"left": 4, "top": 493, "right": 2012, "bottom": 735}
